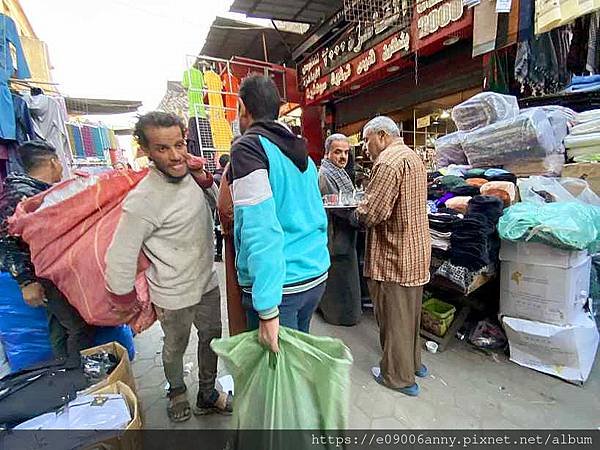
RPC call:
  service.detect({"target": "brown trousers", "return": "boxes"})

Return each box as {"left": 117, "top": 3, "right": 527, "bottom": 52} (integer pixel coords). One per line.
{"left": 367, "top": 280, "right": 423, "bottom": 388}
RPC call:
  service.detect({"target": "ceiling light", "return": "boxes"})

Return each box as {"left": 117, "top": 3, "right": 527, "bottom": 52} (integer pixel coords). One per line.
{"left": 387, "top": 65, "right": 400, "bottom": 72}
{"left": 440, "top": 110, "right": 451, "bottom": 119}
{"left": 443, "top": 36, "right": 460, "bottom": 46}
{"left": 350, "top": 84, "right": 361, "bottom": 91}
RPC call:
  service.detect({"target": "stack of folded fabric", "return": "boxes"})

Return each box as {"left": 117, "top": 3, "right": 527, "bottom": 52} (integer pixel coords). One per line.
{"left": 452, "top": 92, "right": 519, "bottom": 131}
{"left": 449, "top": 196, "right": 504, "bottom": 271}
{"left": 565, "top": 110, "right": 600, "bottom": 162}
{"left": 428, "top": 211, "right": 462, "bottom": 253}
{"left": 435, "top": 131, "right": 468, "bottom": 168}
{"left": 463, "top": 109, "right": 559, "bottom": 168}
{"left": 563, "top": 75, "right": 600, "bottom": 94}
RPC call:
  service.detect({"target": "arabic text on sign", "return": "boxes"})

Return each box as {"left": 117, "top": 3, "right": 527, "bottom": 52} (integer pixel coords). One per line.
{"left": 330, "top": 64, "right": 352, "bottom": 87}
{"left": 356, "top": 49, "right": 377, "bottom": 75}
{"left": 382, "top": 32, "right": 410, "bottom": 61}
{"left": 417, "top": 0, "right": 464, "bottom": 39}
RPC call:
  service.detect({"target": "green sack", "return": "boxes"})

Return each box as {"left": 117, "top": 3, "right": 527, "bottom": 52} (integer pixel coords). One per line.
{"left": 498, "top": 202, "right": 600, "bottom": 251}
{"left": 211, "top": 327, "right": 353, "bottom": 431}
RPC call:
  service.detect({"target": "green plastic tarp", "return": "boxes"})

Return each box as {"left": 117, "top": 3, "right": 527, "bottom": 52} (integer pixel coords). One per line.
{"left": 498, "top": 202, "right": 600, "bottom": 252}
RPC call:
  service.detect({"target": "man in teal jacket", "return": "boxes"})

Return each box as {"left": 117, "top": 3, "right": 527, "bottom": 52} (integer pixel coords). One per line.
{"left": 230, "top": 75, "right": 329, "bottom": 352}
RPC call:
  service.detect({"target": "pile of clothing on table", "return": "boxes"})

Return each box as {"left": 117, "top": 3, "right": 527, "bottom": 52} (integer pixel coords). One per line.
{"left": 427, "top": 167, "right": 516, "bottom": 293}
{"left": 564, "top": 109, "right": 600, "bottom": 163}
{"left": 436, "top": 92, "right": 574, "bottom": 177}
{"left": 564, "top": 75, "right": 600, "bottom": 94}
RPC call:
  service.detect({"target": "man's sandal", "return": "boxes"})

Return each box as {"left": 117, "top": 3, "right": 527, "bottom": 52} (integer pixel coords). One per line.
{"left": 167, "top": 394, "right": 191, "bottom": 423}
{"left": 193, "top": 391, "right": 234, "bottom": 416}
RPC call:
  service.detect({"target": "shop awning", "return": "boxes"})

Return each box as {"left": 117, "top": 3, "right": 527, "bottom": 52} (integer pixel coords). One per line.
{"left": 65, "top": 97, "right": 142, "bottom": 116}
{"left": 229, "top": 0, "right": 342, "bottom": 25}
{"left": 200, "top": 16, "right": 305, "bottom": 65}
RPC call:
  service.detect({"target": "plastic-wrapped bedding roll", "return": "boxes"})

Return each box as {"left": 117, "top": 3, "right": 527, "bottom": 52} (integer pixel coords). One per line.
{"left": 462, "top": 108, "right": 560, "bottom": 168}
{"left": 451, "top": 92, "right": 519, "bottom": 131}
{"left": 576, "top": 109, "right": 600, "bottom": 124}
{"left": 564, "top": 132, "right": 600, "bottom": 149}
{"left": 570, "top": 119, "right": 600, "bottom": 135}
{"left": 435, "top": 131, "right": 468, "bottom": 167}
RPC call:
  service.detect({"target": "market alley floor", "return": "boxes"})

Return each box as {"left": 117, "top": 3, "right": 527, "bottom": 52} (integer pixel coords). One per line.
{"left": 132, "top": 263, "right": 600, "bottom": 430}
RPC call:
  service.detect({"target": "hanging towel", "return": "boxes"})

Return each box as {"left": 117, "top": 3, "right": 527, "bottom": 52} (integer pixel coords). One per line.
{"left": 221, "top": 72, "right": 240, "bottom": 123}
{"left": 473, "top": 0, "right": 499, "bottom": 57}
{"left": 182, "top": 68, "right": 206, "bottom": 118}
{"left": 204, "top": 70, "right": 233, "bottom": 151}
{"left": 0, "top": 14, "right": 31, "bottom": 140}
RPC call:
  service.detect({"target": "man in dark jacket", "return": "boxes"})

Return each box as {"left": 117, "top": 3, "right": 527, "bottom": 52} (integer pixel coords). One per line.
{"left": 0, "top": 141, "right": 94, "bottom": 362}
{"left": 213, "top": 154, "right": 230, "bottom": 262}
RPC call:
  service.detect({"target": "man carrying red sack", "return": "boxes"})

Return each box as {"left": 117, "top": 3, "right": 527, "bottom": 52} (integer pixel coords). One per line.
{"left": 105, "top": 112, "right": 232, "bottom": 423}
{"left": 0, "top": 141, "right": 95, "bottom": 363}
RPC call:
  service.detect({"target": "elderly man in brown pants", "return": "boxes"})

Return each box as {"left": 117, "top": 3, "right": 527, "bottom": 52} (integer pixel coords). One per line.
{"left": 352, "top": 116, "right": 431, "bottom": 397}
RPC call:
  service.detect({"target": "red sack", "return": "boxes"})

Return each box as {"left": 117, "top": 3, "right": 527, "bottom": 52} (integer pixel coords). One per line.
{"left": 8, "top": 169, "right": 156, "bottom": 333}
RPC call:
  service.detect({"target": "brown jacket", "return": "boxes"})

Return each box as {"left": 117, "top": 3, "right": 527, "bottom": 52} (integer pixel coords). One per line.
{"left": 217, "top": 165, "right": 246, "bottom": 335}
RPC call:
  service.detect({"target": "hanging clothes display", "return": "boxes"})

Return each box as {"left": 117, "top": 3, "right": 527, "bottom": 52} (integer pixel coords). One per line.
{"left": 66, "top": 123, "right": 85, "bottom": 158}
{"left": 0, "top": 14, "right": 31, "bottom": 141}
{"left": 182, "top": 68, "right": 206, "bottom": 118}
{"left": 11, "top": 94, "right": 35, "bottom": 144}
{"left": 221, "top": 72, "right": 240, "bottom": 123}
{"left": 588, "top": 11, "right": 600, "bottom": 73}
{"left": 22, "top": 93, "right": 72, "bottom": 177}
{"left": 473, "top": 0, "right": 522, "bottom": 57}
{"left": 81, "top": 125, "right": 95, "bottom": 157}
{"left": 204, "top": 70, "right": 233, "bottom": 151}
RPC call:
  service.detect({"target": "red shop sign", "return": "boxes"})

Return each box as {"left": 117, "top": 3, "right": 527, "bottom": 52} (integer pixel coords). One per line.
{"left": 411, "top": 0, "right": 473, "bottom": 54}
{"left": 303, "top": 29, "right": 411, "bottom": 106}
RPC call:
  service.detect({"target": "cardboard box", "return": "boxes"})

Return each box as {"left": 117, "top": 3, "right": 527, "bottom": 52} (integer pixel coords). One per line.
{"left": 500, "top": 256, "right": 591, "bottom": 325}
{"left": 81, "top": 342, "right": 136, "bottom": 395}
{"left": 563, "top": 162, "right": 600, "bottom": 196}
{"left": 500, "top": 240, "right": 589, "bottom": 268}
{"left": 503, "top": 315, "right": 599, "bottom": 385}
{"left": 91, "top": 381, "right": 142, "bottom": 450}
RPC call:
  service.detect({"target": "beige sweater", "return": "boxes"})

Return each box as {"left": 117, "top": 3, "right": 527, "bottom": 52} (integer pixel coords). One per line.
{"left": 105, "top": 167, "right": 218, "bottom": 310}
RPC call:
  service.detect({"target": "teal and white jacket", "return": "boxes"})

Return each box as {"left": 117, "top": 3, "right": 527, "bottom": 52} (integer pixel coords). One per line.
{"left": 230, "top": 121, "right": 329, "bottom": 320}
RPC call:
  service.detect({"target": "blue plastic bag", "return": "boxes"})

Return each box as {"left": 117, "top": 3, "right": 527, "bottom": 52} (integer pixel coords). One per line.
{"left": 0, "top": 273, "right": 53, "bottom": 371}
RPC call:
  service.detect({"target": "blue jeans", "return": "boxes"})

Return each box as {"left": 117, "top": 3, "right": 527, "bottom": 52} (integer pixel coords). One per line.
{"left": 242, "top": 282, "right": 326, "bottom": 333}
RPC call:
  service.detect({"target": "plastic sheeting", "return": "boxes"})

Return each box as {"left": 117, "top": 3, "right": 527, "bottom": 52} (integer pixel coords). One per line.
{"left": 452, "top": 92, "right": 519, "bottom": 131}
{"left": 498, "top": 202, "right": 600, "bottom": 251}
{"left": 0, "top": 272, "right": 53, "bottom": 372}
{"left": 434, "top": 131, "right": 467, "bottom": 168}
{"left": 211, "top": 328, "right": 352, "bottom": 431}
{"left": 518, "top": 176, "right": 600, "bottom": 206}
{"left": 8, "top": 169, "right": 156, "bottom": 332}
{"left": 462, "top": 108, "right": 562, "bottom": 171}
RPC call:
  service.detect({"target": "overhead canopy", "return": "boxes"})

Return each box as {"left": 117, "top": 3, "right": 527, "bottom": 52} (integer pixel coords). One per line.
{"left": 200, "top": 16, "right": 305, "bottom": 65}
{"left": 65, "top": 97, "right": 142, "bottom": 116}
{"left": 229, "top": 0, "right": 343, "bottom": 25}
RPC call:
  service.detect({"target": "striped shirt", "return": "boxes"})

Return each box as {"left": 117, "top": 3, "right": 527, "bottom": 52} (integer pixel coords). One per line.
{"left": 357, "top": 141, "right": 431, "bottom": 286}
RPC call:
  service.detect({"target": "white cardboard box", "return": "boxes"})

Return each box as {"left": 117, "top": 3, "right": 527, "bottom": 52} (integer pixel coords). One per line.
{"left": 499, "top": 241, "right": 589, "bottom": 268}
{"left": 500, "top": 256, "right": 591, "bottom": 326}
{"left": 503, "top": 315, "right": 599, "bottom": 385}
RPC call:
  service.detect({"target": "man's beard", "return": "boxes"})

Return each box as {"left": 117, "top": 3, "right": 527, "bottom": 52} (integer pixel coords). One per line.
{"left": 152, "top": 160, "right": 188, "bottom": 183}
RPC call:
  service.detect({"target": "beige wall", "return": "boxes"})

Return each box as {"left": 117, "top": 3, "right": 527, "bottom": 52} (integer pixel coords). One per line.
{"left": 2, "top": 0, "right": 57, "bottom": 92}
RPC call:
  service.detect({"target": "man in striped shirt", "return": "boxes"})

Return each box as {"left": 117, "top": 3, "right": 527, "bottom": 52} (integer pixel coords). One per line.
{"left": 353, "top": 116, "right": 431, "bottom": 397}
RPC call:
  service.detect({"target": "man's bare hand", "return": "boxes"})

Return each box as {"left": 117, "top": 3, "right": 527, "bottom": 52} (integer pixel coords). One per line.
{"left": 259, "top": 316, "right": 280, "bottom": 353}
{"left": 21, "top": 282, "right": 45, "bottom": 307}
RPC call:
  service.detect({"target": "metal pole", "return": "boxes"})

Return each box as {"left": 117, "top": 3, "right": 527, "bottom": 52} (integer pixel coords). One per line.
{"left": 262, "top": 32, "right": 269, "bottom": 62}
